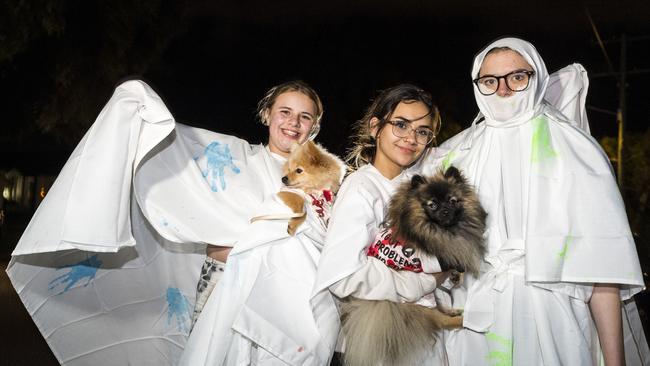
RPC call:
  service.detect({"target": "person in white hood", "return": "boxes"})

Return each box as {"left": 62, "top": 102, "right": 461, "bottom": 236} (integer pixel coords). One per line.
{"left": 422, "top": 37, "right": 646, "bottom": 365}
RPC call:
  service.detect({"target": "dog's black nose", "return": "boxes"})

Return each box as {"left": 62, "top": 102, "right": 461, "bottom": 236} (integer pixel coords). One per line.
{"left": 282, "top": 176, "right": 288, "bottom": 185}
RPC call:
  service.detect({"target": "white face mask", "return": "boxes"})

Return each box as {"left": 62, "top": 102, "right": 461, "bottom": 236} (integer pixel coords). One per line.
{"left": 482, "top": 90, "right": 532, "bottom": 122}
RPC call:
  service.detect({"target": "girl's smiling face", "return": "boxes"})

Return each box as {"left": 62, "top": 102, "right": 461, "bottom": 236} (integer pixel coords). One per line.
{"left": 372, "top": 101, "right": 433, "bottom": 179}
{"left": 266, "top": 91, "right": 317, "bottom": 157}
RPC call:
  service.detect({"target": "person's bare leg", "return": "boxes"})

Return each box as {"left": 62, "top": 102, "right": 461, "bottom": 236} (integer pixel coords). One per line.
{"left": 191, "top": 245, "right": 232, "bottom": 328}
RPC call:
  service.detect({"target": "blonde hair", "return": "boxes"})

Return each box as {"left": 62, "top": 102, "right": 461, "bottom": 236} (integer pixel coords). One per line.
{"left": 256, "top": 80, "right": 324, "bottom": 139}
{"left": 345, "top": 84, "right": 441, "bottom": 170}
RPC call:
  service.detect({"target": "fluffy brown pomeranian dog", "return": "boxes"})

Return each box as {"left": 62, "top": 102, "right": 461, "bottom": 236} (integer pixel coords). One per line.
{"left": 276, "top": 141, "right": 346, "bottom": 235}
{"left": 388, "top": 166, "right": 487, "bottom": 275}
{"left": 340, "top": 166, "right": 487, "bottom": 366}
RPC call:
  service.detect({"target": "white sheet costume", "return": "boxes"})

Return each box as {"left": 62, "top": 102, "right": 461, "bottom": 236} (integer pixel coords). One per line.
{"left": 421, "top": 38, "right": 648, "bottom": 365}
{"left": 181, "top": 166, "right": 343, "bottom": 366}
{"left": 180, "top": 189, "right": 340, "bottom": 365}
{"left": 7, "top": 80, "right": 339, "bottom": 365}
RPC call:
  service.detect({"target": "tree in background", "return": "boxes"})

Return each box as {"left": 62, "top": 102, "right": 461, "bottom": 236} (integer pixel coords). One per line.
{"left": 0, "top": 0, "right": 189, "bottom": 145}
{"left": 601, "top": 130, "right": 650, "bottom": 250}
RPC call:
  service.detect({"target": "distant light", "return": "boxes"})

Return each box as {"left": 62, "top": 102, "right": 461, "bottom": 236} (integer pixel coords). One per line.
{"left": 39, "top": 186, "right": 47, "bottom": 199}
{"left": 2, "top": 187, "right": 8, "bottom": 200}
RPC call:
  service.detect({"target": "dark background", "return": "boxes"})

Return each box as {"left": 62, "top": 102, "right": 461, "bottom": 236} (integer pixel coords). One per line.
{"left": 1, "top": 1, "right": 649, "bottom": 364}
{"left": 1, "top": 0, "right": 650, "bottom": 173}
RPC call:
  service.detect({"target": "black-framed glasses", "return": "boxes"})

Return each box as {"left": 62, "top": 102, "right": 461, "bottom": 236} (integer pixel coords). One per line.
{"left": 385, "top": 120, "right": 435, "bottom": 145}
{"left": 473, "top": 70, "right": 535, "bottom": 96}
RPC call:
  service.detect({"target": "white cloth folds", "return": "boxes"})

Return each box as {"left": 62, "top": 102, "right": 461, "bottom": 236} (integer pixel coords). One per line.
{"left": 546, "top": 63, "right": 590, "bottom": 134}
{"left": 12, "top": 81, "right": 172, "bottom": 254}
{"left": 182, "top": 189, "right": 339, "bottom": 366}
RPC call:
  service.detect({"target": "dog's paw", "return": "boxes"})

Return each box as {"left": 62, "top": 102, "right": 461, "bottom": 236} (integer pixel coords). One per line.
{"left": 449, "top": 270, "right": 464, "bottom": 286}
{"left": 287, "top": 222, "right": 297, "bottom": 236}
{"left": 445, "top": 308, "right": 464, "bottom": 317}
{"left": 287, "top": 217, "right": 305, "bottom": 236}
{"left": 287, "top": 216, "right": 306, "bottom": 236}
{"left": 437, "top": 303, "right": 464, "bottom": 317}
{"left": 446, "top": 315, "right": 464, "bottom": 329}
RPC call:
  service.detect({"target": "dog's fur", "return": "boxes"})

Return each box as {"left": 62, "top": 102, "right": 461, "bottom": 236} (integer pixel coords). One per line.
{"left": 341, "top": 166, "right": 487, "bottom": 366}
{"left": 278, "top": 141, "right": 346, "bottom": 235}
{"left": 388, "top": 166, "right": 487, "bottom": 275}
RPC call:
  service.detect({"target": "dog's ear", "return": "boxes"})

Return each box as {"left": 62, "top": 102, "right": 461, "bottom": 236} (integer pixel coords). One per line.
{"left": 410, "top": 174, "right": 426, "bottom": 188}
{"left": 303, "top": 141, "right": 326, "bottom": 166}
{"left": 444, "top": 166, "right": 464, "bottom": 183}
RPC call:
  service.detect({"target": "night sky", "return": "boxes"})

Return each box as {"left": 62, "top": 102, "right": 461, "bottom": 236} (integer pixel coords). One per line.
{"left": 2, "top": 0, "right": 650, "bottom": 173}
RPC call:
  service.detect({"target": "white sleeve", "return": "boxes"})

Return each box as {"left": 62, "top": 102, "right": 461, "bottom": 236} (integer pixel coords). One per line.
{"left": 330, "top": 257, "right": 437, "bottom": 302}
{"left": 318, "top": 178, "right": 437, "bottom": 302}
{"left": 417, "top": 251, "right": 442, "bottom": 273}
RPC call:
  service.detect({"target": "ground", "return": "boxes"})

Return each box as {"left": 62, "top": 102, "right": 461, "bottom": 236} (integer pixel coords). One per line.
{"left": 0, "top": 210, "right": 58, "bottom": 365}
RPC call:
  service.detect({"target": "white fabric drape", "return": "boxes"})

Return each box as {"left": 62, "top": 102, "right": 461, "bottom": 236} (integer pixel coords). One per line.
{"left": 7, "top": 80, "right": 338, "bottom": 365}
{"left": 181, "top": 187, "right": 339, "bottom": 365}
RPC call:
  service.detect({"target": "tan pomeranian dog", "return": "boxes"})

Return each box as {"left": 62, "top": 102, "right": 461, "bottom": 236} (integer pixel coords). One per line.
{"left": 341, "top": 166, "right": 487, "bottom": 366}
{"left": 276, "top": 141, "right": 346, "bottom": 235}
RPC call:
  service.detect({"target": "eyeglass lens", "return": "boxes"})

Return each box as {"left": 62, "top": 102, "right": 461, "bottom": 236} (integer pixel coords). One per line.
{"left": 476, "top": 71, "right": 532, "bottom": 95}
{"left": 391, "top": 121, "right": 433, "bottom": 145}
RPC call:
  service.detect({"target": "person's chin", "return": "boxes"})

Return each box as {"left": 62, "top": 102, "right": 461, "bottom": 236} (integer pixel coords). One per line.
{"left": 276, "top": 138, "right": 300, "bottom": 152}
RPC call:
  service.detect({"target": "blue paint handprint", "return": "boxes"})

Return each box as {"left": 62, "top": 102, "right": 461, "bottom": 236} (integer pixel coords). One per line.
{"left": 166, "top": 287, "right": 192, "bottom": 333}
{"left": 197, "top": 141, "right": 240, "bottom": 192}
{"left": 49, "top": 255, "right": 103, "bottom": 295}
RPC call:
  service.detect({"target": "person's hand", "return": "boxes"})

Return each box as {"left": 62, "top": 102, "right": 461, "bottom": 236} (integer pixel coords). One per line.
{"left": 206, "top": 245, "right": 232, "bottom": 263}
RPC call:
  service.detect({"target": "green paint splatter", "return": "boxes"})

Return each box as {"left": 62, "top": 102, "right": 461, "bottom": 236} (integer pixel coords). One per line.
{"left": 557, "top": 234, "right": 573, "bottom": 262}
{"left": 441, "top": 150, "right": 456, "bottom": 171}
{"left": 486, "top": 332, "right": 513, "bottom": 366}
{"left": 486, "top": 332, "right": 512, "bottom": 347}
{"left": 531, "top": 116, "right": 557, "bottom": 163}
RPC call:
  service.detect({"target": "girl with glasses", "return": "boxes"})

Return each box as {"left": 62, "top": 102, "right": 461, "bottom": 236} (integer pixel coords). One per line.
{"left": 315, "top": 84, "right": 452, "bottom": 365}
{"left": 423, "top": 37, "right": 646, "bottom": 365}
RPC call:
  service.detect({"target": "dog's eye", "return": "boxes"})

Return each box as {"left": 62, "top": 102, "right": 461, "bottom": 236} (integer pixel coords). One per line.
{"left": 427, "top": 200, "right": 438, "bottom": 210}
{"left": 296, "top": 168, "right": 303, "bottom": 174}
{"left": 449, "top": 197, "right": 459, "bottom": 205}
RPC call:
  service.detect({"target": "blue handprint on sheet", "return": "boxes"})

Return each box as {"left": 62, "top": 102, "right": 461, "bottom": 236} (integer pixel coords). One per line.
{"left": 166, "top": 287, "right": 192, "bottom": 333}
{"left": 197, "top": 141, "right": 241, "bottom": 192}
{"left": 49, "top": 255, "right": 103, "bottom": 295}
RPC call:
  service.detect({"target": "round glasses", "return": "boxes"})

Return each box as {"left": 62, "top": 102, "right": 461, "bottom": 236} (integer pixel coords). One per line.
{"left": 473, "top": 70, "right": 535, "bottom": 96}
{"left": 386, "top": 120, "right": 435, "bottom": 145}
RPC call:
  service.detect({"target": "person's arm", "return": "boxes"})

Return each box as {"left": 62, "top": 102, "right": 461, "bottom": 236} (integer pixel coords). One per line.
{"left": 206, "top": 245, "right": 232, "bottom": 262}
{"left": 329, "top": 257, "right": 448, "bottom": 302}
{"left": 589, "top": 283, "right": 624, "bottom": 366}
